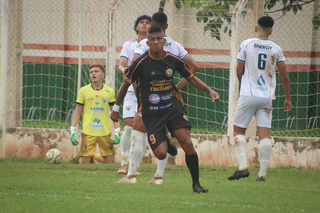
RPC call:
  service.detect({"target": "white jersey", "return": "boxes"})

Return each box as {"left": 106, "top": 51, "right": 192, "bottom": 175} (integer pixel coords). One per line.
{"left": 120, "top": 38, "right": 140, "bottom": 93}
{"left": 134, "top": 36, "right": 189, "bottom": 60}
{"left": 237, "top": 38, "right": 285, "bottom": 100}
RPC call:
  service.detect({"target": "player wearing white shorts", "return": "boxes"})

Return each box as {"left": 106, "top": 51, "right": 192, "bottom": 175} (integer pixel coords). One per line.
{"left": 228, "top": 16, "right": 292, "bottom": 181}
{"left": 116, "top": 12, "right": 199, "bottom": 185}
{"left": 116, "top": 15, "right": 151, "bottom": 174}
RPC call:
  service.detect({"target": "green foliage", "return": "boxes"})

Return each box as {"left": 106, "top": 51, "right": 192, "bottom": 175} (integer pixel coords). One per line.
{"left": 0, "top": 161, "right": 320, "bottom": 212}
{"left": 173, "top": 0, "right": 318, "bottom": 40}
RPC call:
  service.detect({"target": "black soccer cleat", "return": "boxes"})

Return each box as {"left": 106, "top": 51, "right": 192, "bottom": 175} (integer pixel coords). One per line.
{"left": 166, "top": 134, "right": 177, "bottom": 156}
{"left": 256, "top": 177, "right": 266, "bottom": 182}
{"left": 228, "top": 169, "right": 250, "bottom": 180}
{"left": 193, "top": 182, "right": 209, "bottom": 193}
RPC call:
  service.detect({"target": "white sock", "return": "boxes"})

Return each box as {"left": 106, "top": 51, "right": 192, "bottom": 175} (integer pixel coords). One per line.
{"left": 127, "top": 130, "right": 145, "bottom": 176}
{"left": 258, "top": 138, "right": 272, "bottom": 178}
{"left": 120, "top": 126, "right": 132, "bottom": 166}
{"left": 137, "top": 133, "right": 148, "bottom": 168}
{"left": 235, "top": 135, "right": 247, "bottom": 170}
{"left": 155, "top": 153, "right": 169, "bottom": 178}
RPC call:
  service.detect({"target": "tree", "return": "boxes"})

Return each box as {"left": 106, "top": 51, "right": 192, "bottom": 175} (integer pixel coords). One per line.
{"left": 173, "top": 0, "right": 320, "bottom": 40}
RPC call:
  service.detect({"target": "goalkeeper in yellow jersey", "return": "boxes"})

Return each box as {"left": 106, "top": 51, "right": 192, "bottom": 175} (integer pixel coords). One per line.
{"left": 70, "top": 64, "right": 120, "bottom": 164}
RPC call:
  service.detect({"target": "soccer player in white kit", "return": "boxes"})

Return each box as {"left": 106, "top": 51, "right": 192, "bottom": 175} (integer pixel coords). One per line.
{"left": 228, "top": 16, "right": 292, "bottom": 181}
{"left": 116, "top": 15, "right": 151, "bottom": 174}
{"left": 115, "top": 12, "right": 199, "bottom": 185}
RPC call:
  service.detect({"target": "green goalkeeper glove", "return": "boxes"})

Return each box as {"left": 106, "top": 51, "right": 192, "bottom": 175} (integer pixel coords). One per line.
{"left": 70, "top": 126, "right": 80, "bottom": 146}
{"left": 110, "top": 127, "right": 121, "bottom": 144}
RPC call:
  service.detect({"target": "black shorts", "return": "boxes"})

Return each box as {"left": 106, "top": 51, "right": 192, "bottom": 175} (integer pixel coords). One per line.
{"left": 143, "top": 107, "right": 191, "bottom": 151}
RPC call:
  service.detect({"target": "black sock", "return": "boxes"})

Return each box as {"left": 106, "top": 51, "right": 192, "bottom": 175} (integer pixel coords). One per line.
{"left": 185, "top": 153, "right": 199, "bottom": 185}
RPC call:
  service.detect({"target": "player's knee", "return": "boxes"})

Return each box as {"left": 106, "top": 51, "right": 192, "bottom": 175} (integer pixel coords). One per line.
{"left": 154, "top": 152, "right": 167, "bottom": 160}
{"left": 235, "top": 135, "right": 246, "bottom": 146}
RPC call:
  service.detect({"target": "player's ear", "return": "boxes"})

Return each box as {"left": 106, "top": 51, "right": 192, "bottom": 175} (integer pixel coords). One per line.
{"left": 147, "top": 41, "right": 150, "bottom": 47}
{"left": 269, "top": 29, "right": 273, "bottom": 35}
{"left": 255, "top": 26, "right": 258, "bottom": 32}
{"left": 165, "top": 23, "right": 168, "bottom": 30}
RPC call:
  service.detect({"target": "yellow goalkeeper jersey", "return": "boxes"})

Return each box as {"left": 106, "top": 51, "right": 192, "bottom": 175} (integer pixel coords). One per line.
{"left": 76, "top": 84, "right": 115, "bottom": 136}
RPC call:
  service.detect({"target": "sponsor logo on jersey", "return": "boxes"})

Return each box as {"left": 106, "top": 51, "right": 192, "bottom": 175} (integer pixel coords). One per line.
{"left": 166, "top": 69, "right": 173, "bottom": 77}
{"left": 183, "top": 114, "right": 189, "bottom": 121}
{"left": 151, "top": 71, "right": 155, "bottom": 75}
{"left": 84, "top": 89, "right": 91, "bottom": 93}
{"left": 90, "top": 107, "right": 104, "bottom": 113}
{"left": 257, "top": 74, "right": 266, "bottom": 86}
{"left": 90, "top": 118, "right": 104, "bottom": 129}
{"left": 254, "top": 44, "right": 272, "bottom": 50}
{"left": 149, "top": 94, "right": 161, "bottom": 104}
{"left": 161, "top": 93, "right": 172, "bottom": 100}
{"left": 88, "top": 98, "right": 93, "bottom": 102}
{"left": 95, "top": 102, "right": 100, "bottom": 106}
{"left": 103, "top": 97, "right": 108, "bottom": 104}
{"left": 96, "top": 94, "right": 100, "bottom": 98}
{"left": 149, "top": 106, "right": 159, "bottom": 110}
{"left": 104, "top": 89, "right": 111, "bottom": 93}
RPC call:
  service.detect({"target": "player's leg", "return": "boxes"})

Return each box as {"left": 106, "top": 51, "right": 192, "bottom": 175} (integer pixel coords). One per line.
{"left": 174, "top": 127, "right": 208, "bottom": 193}
{"left": 93, "top": 153, "right": 104, "bottom": 163}
{"left": 79, "top": 133, "right": 98, "bottom": 164}
{"left": 256, "top": 100, "right": 272, "bottom": 181}
{"left": 98, "top": 135, "right": 115, "bottom": 163}
{"left": 118, "top": 98, "right": 136, "bottom": 174}
{"left": 117, "top": 113, "right": 146, "bottom": 184}
{"left": 228, "top": 96, "right": 256, "bottom": 180}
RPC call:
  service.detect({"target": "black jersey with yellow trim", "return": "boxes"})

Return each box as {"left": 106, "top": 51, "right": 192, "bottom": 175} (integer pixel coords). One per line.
{"left": 124, "top": 50, "right": 193, "bottom": 116}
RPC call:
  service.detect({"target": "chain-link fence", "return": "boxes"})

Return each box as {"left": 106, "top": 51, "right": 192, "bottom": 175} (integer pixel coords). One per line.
{"left": 0, "top": 0, "right": 319, "bottom": 141}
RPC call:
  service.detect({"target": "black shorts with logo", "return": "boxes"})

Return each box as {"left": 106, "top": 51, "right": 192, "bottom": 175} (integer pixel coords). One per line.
{"left": 143, "top": 106, "right": 191, "bottom": 151}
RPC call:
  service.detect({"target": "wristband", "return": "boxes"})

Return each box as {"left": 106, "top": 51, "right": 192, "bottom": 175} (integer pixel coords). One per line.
{"left": 114, "top": 127, "right": 121, "bottom": 134}
{"left": 113, "top": 104, "right": 120, "bottom": 112}
{"left": 70, "top": 126, "right": 76, "bottom": 133}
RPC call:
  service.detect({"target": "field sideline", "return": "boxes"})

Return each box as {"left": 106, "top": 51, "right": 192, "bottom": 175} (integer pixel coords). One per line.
{"left": 0, "top": 159, "right": 319, "bottom": 212}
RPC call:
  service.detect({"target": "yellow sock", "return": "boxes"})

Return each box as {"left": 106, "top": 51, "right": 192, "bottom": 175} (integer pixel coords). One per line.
{"left": 93, "top": 153, "right": 104, "bottom": 163}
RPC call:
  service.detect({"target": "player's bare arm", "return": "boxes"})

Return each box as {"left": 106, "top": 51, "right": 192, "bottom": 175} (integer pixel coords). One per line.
{"left": 277, "top": 62, "right": 292, "bottom": 112}
{"left": 187, "top": 76, "right": 220, "bottom": 102}
{"left": 118, "top": 58, "right": 129, "bottom": 74}
{"left": 110, "top": 80, "right": 131, "bottom": 122}
{"left": 71, "top": 105, "right": 83, "bottom": 127}
{"left": 176, "top": 55, "right": 199, "bottom": 90}
{"left": 236, "top": 61, "right": 245, "bottom": 83}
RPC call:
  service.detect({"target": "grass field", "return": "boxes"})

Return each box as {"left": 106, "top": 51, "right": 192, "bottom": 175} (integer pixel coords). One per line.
{"left": 1, "top": 158, "right": 319, "bottom": 213}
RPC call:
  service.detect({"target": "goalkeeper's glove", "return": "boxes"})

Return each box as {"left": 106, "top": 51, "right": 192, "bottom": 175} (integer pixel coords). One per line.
{"left": 70, "top": 126, "right": 80, "bottom": 146}
{"left": 110, "top": 127, "right": 121, "bottom": 144}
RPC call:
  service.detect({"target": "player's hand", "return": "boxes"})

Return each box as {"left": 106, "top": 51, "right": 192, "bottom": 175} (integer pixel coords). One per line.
{"left": 110, "top": 127, "right": 121, "bottom": 144}
{"left": 70, "top": 126, "right": 80, "bottom": 146}
{"left": 210, "top": 90, "right": 220, "bottom": 102}
{"left": 284, "top": 99, "right": 292, "bottom": 112}
{"left": 110, "top": 111, "right": 120, "bottom": 122}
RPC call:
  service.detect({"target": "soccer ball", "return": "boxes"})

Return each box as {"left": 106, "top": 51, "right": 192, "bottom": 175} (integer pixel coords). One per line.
{"left": 46, "top": 148, "right": 62, "bottom": 164}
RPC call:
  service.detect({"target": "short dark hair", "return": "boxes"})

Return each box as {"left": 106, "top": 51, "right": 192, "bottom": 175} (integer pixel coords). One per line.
{"left": 89, "top": 64, "right": 105, "bottom": 73}
{"left": 258, "top": 16, "right": 274, "bottom": 29}
{"left": 134, "top": 15, "right": 151, "bottom": 34}
{"left": 151, "top": 12, "right": 167, "bottom": 29}
{"left": 148, "top": 26, "right": 164, "bottom": 36}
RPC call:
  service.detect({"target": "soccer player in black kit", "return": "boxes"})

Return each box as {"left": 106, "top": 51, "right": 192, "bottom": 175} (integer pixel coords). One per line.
{"left": 111, "top": 26, "right": 220, "bottom": 193}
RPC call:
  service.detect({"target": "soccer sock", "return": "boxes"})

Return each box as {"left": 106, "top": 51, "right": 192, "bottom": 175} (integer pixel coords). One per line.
{"left": 235, "top": 135, "right": 248, "bottom": 170}
{"left": 120, "top": 126, "right": 132, "bottom": 166}
{"left": 155, "top": 153, "right": 169, "bottom": 178}
{"left": 185, "top": 153, "right": 199, "bottom": 184}
{"left": 93, "top": 153, "right": 104, "bottom": 163}
{"left": 258, "top": 138, "right": 272, "bottom": 178}
{"left": 127, "top": 130, "right": 145, "bottom": 176}
{"left": 137, "top": 133, "right": 148, "bottom": 168}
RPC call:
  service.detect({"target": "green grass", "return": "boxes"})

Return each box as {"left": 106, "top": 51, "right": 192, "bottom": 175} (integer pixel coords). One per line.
{"left": 1, "top": 158, "right": 319, "bottom": 212}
